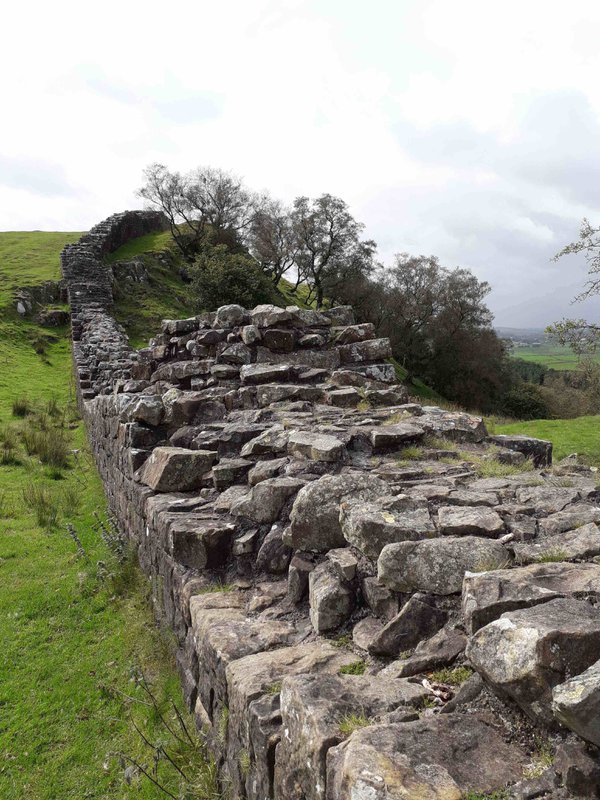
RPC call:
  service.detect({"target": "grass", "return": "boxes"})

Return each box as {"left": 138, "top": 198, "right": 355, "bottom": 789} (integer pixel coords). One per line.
{"left": 534, "top": 549, "right": 569, "bottom": 563}
{"left": 339, "top": 713, "right": 370, "bottom": 736}
{"left": 428, "top": 666, "right": 473, "bottom": 686}
{"left": 0, "top": 231, "right": 218, "bottom": 799}
{"left": 0, "top": 231, "right": 81, "bottom": 305}
{"left": 497, "top": 414, "right": 600, "bottom": 466}
{"left": 510, "top": 342, "right": 600, "bottom": 371}
{"left": 339, "top": 660, "right": 366, "bottom": 676}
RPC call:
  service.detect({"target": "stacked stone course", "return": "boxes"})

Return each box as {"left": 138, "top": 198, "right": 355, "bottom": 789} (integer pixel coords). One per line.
{"left": 61, "top": 211, "right": 600, "bottom": 799}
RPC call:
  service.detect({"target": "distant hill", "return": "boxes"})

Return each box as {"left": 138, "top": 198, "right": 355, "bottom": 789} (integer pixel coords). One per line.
{"left": 495, "top": 326, "right": 547, "bottom": 343}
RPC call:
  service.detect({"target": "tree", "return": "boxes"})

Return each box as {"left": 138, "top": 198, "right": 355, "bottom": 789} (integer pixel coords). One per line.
{"left": 249, "top": 199, "right": 298, "bottom": 285}
{"left": 291, "top": 194, "right": 376, "bottom": 308}
{"left": 547, "top": 218, "right": 600, "bottom": 353}
{"left": 137, "top": 164, "right": 260, "bottom": 259}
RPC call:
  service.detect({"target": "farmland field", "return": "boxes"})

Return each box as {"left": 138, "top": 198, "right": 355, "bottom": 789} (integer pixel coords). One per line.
{"left": 510, "top": 342, "right": 600, "bottom": 370}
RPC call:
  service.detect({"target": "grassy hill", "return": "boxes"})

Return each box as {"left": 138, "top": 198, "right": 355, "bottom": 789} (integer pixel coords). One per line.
{"left": 0, "top": 232, "right": 217, "bottom": 799}
{"left": 496, "top": 414, "right": 600, "bottom": 466}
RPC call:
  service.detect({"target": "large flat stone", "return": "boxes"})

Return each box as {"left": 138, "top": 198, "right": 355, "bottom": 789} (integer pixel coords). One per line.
{"left": 326, "top": 714, "right": 526, "bottom": 799}
{"left": 369, "top": 422, "right": 425, "bottom": 451}
{"left": 378, "top": 536, "right": 510, "bottom": 595}
{"left": 139, "top": 446, "right": 217, "bottom": 492}
{"left": 340, "top": 498, "right": 435, "bottom": 559}
{"left": 287, "top": 431, "right": 345, "bottom": 462}
{"left": 513, "top": 523, "right": 600, "bottom": 564}
{"left": 462, "top": 561, "right": 600, "bottom": 633}
{"left": 438, "top": 505, "right": 504, "bottom": 537}
{"left": 467, "top": 597, "right": 600, "bottom": 725}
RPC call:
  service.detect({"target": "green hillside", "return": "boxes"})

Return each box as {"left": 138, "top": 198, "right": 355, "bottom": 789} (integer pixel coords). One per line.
{"left": 497, "top": 414, "right": 600, "bottom": 466}
{"left": 0, "top": 232, "right": 217, "bottom": 799}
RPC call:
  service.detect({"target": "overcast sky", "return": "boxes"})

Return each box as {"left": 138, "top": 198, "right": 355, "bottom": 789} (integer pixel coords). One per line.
{"left": 2, "top": 0, "right": 600, "bottom": 327}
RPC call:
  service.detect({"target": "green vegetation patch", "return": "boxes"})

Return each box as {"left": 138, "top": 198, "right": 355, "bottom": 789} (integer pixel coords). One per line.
{"left": 497, "top": 414, "right": 600, "bottom": 466}
{"left": 510, "top": 342, "right": 600, "bottom": 371}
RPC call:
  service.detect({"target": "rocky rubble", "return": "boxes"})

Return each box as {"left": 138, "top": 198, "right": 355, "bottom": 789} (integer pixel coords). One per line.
{"left": 61, "top": 211, "right": 600, "bottom": 800}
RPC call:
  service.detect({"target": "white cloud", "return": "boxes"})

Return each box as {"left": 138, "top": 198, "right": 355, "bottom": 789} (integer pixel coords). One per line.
{"left": 1, "top": 0, "right": 600, "bottom": 325}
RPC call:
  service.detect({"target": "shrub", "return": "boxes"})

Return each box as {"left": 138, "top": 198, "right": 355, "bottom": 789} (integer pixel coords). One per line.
{"left": 500, "top": 383, "right": 549, "bottom": 420}
{"left": 0, "top": 426, "right": 20, "bottom": 465}
{"left": 191, "top": 244, "right": 278, "bottom": 310}
{"left": 23, "top": 428, "right": 70, "bottom": 469}
{"left": 12, "top": 396, "right": 31, "bottom": 417}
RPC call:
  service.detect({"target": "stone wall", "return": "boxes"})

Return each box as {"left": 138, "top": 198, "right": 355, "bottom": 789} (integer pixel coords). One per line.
{"left": 61, "top": 212, "right": 600, "bottom": 800}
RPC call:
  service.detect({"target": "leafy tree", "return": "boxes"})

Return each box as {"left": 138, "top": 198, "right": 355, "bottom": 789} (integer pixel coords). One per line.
{"left": 190, "top": 244, "right": 277, "bottom": 311}
{"left": 249, "top": 199, "right": 298, "bottom": 285}
{"left": 291, "top": 194, "right": 376, "bottom": 308}
{"left": 501, "top": 384, "right": 549, "bottom": 420}
{"left": 138, "top": 164, "right": 260, "bottom": 259}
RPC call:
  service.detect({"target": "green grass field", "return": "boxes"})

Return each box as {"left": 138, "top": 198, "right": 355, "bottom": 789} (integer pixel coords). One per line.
{"left": 0, "top": 232, "right": 218, "bottom": 799}
{"left": 497, "top": 414, "right": 600, "bottom": 466}
{"left": 510, "top": 342, "right": 600, "bottom": 371}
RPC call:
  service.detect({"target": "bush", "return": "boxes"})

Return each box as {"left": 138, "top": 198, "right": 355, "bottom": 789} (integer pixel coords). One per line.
{"left": 12, "top": 396, "right": 31, "bottom": 417}
{"left": 0, "top": 426, "right": 20, "bottom": 465}
{"left": 191, "top": 244, "right": 278, "bottom": 310}
{"left": 22, "top": 428, "right": 71, "bottom": 468}
{"left": 500, "top": 383, "right": 549, "bottom": 420}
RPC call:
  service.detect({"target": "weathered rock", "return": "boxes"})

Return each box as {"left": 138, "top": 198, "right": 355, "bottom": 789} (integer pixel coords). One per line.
{"left": 378, "top": 536, "right": 510, "bottom": 595}
{"left": 361, "top": 577, "right": 399, "bottom": 621}
{"left": 169, "top": 518, "right": 236, "bottom": 569}
{"left": 211, "top": 458, "right": 253, "bottom": 490}
{"left": 352, "top": 616, "right": 384, "bottom": 651}
{"left": 368, "top": 593, "right": 448, "bottom": 656}
{"left": 369, "top": 421, "right": 425, "bottom": 451}
{"left": 241, "top": 324, "right": 261, "bottom": 345}
{"left": 538, "top": 504, "right": 600, "bottom": 536}
{"left": 287, "top": 553, "right": 315, "bottom": 603}
{"left": 381, "top": 626, "right": 467, "bottom": 677}
{"left": 230, "top": 477, "right": 304, "bottom": 524}
{"left": 438, "top": 505, "right": 504, "bottom": 537}
{"left": 489, "top": 434, "right": 552, "bottom": 467}
{"left": 290, "top": 472, "right": 390, "bottom": 552}
{"left": 219, "top": 342, "right": 252, "bottom": 365}
{"left": 445, "top": 489, "right": 499, "bottom": 507}
{"left": 275, "top": 673, "right": 427, "bottom": 800}
{"left": 364, "top": 387, "right": 408, "bottom": 406}
{"left": 515, "top": 486, "right": 580, "bottom": 514}
{"left": 309, "top": 562, "right": 354, "bottom": 633}
{"left": 224, "top": 642, "right": 358, "bottom": 799}
{"left": 513, "top": 523, "right": 600, "bottom": 564}
{"left": 462, "top": 561, "right": 600, "bottom": 633}
{"left": 338, "top": 338, "right": 392, "bottom": 364}
{"left": 214, "top": 304, "right": 246, "bottom": 327}
{"left": 240, "top": 363, "right": 292, "bottom": 384}
{"left": 340, "top": 498, "right": 435, "bottom": 559}
{"left": 327, "top": 387, "right": 361, "bottom": 407}
{"left": 467, "top": 598, "right": 600, "bottom": 725}
{"left": 553, "top": 658, "right": 600, "bottom": 745}
{"left": 327, "top": 548, "right": 357, "bottom": 581}
{"left": 241, "top": 426, "right": 289, "bottom": 457}
{"left": 419, "top": 409, "right": 487, "bottom": 442}
{"left": 553, "top": 740, "right": 600, "bottom": 798}
{"left": 326, "top": 714, "right": 527, "bottom": 800}
{"left": 129, "top": 395, "right": 164, "bottom": 426}
{"left": 250, "top": 304, "right": 291, "bottom": 327}
{"left": 287, "top": 431, "right": 345, "bottom": 462}
{"left": 256, "top": 525, "right": 293, "bottom": 573}
{"left": 332, "top": 323, "right": 376, "bottom": 344}
{"left": 139, "top": 446, "right": 217, "bottom": 492}
{"left": 247, "top": 457, "right": 288, "bottom": 485}
{"left": 263, "top": 328, "right": 295, "bottom": 352}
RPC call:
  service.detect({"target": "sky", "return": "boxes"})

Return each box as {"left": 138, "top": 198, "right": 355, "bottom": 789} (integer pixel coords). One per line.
{"left": 2, "top": 0, "right": 600, "bottom": 327}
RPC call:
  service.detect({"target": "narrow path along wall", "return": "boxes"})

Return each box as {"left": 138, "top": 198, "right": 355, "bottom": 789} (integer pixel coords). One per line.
{"left": 62, "top": 212, "right": 600, "bottom": 800}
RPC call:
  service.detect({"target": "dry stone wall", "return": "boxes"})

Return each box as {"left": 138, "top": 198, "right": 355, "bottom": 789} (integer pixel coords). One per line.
{"left": 62, "top": 211, "right": 600, "bottom": 799}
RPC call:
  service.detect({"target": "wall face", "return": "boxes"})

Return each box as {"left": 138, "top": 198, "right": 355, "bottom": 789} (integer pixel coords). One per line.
{"left": 62, "top": 213, "right": 600, "bottom": 800}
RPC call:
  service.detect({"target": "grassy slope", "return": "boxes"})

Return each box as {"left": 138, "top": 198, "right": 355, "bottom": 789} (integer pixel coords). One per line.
{"left": 0, "top": 232, "right": 216, "bottom": 799}
{"left": 497, "top": 415, "right": 600, "bottom": 465}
